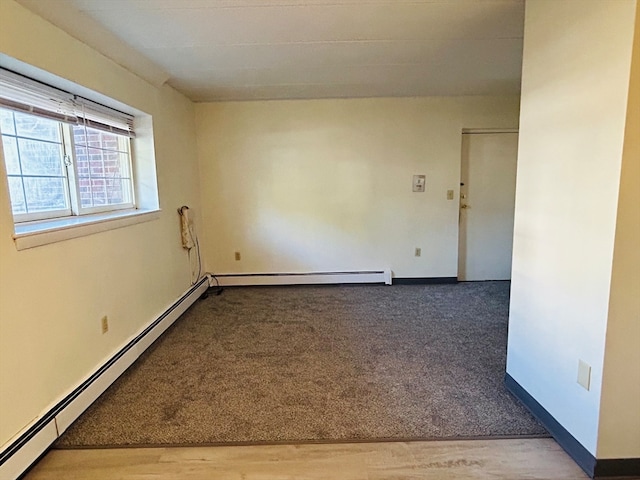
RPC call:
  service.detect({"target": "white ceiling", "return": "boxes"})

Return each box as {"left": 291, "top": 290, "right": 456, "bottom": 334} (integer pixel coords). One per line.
{"left": 16, "top": 0, "right": 525, "bottom": 102}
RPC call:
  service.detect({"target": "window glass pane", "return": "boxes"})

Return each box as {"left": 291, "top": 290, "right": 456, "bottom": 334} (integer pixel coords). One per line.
{"left": 75, "top": 146, "right": 89, "bottom": 177}
{"left": 102, "top": 149, "right": 123, "bottom": 177}
{"left": 98, "top": 131, "right": 119, "bottom": 150}
{"left": 14, "top": 112, "right": 60, "bottom": 142}
{"left": 17, "top": 138, "right": 64, "bottom": 176}
{"left": 88, "top": 147, "right": 106, "bottom": 178}
{"left": 6, "top": 176, "right": 26, "bottom": 214}
{"left": 90, "top": 178, "right": 107, "bottom": 206}
{"left": 1, "top": 136, "right": 21, "bottom": 175}
{"left": 115, "top": 151, "right": 131, "bottom": 178}
{"left": 75, "top": 136, "right": 132, "bottom": 209}
{"left": 73, "top": 126, "right": 126, "bottom": 152}
{"left": 77, "top": 176, "right": 92, "bottom": 208}
{"left": 0, "top": 109, "right": 16, "bottom": 135}
{"left": 72, "top": 125, "right": 88, "bottom": 147}
{"left": 23, "top": 177, "right": 67, "bottom": 212}
{"left": 105, "top": 178, "right": 132, "bottom": 204}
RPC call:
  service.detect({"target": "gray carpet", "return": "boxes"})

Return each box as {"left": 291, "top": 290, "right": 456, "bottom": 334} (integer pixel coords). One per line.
{"left": 56, "top": 282, "right": 547, "bottom": 448}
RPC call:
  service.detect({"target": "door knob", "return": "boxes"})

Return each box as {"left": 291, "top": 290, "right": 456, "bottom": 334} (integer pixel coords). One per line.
{"left": 460, "top": 204, "right": 471, "bottom": 209}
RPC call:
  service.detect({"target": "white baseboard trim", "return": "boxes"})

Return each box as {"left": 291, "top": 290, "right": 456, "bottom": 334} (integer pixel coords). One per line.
{"left": 0, "top": 277, "right": 209, "bottom": 480}
{"left": 216, "top": 269, "right": 392, "bottom": 286}
{"left": 54, "top": 346, "right": 141, "bottom": 436}
{"left": 0, "top": 422, "right": 57, "bottom": 480}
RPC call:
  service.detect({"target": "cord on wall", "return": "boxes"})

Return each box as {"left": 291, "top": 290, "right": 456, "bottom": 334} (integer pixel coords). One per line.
{"left": 178, "top": 206, "right": 223, "bottom": 295}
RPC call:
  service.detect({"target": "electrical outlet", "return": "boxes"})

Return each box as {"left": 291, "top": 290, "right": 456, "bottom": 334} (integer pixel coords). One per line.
{"left": 447, "top": 189, "right": 454, "bottom": 200}
{"left": 415, "top": 247, "right": 421, "bottom": 257}
{"left": 101, "top": 316, "right": 109, "bottom": 334}
{"left": 577, "top": 359, "right": 591, "bottom": 390}
{"left": 234, "top": 251, "right": 241, "bottom": 261}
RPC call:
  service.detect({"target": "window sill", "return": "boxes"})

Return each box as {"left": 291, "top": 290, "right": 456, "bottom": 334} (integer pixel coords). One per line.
{"left": 13, "top": 208, "right": 161, "bottom": 250}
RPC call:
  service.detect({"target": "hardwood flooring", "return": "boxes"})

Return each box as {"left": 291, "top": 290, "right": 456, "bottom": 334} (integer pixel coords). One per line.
{"left": 23, "top": 438, "right": 589, "bottom": 480}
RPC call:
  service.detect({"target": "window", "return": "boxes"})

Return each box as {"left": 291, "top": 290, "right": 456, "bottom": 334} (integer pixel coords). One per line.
{"left": 0, "top": 68, "right": 136, "bottom": 224}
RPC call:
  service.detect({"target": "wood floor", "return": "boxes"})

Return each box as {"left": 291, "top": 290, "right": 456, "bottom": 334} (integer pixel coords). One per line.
{"left": 23, "top": 438, "right": 589, "bottom": 480}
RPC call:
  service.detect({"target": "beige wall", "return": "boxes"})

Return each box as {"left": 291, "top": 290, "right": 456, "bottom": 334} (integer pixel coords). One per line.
{"left": 195, "top": 96, "right": 519, "bottom": 278}
{"left": 598, "top": 3, "right": 640, "bottom": 459}
{"left": 0, "top": 0, "right": 202, "bottom": 447}
{"left": 507, "top": 0, "right": 637, "bottom": 458}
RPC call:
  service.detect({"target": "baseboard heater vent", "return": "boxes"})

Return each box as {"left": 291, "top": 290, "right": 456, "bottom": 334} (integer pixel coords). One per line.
{"left": 0, "top": 277, "right": 210, "bottom": 480}
{"left": 217, "top": 269, "right": 392, "bottom": 286}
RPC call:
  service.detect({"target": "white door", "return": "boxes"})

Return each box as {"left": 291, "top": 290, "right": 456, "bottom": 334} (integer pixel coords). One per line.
{"left": 458, "top": 132, "right": 518, "bottom": 281}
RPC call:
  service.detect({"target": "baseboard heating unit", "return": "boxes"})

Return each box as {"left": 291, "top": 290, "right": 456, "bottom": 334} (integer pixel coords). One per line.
{"left": 0, "top": 277, "right": 210, "bottom": 480}
{"left": 216, "top": 269, "right": 392, "bottom": 286}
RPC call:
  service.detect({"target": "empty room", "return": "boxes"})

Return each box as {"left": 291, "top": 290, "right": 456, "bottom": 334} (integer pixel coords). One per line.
{"left": 0, "top": 0, "right": 638, "bottom": 479}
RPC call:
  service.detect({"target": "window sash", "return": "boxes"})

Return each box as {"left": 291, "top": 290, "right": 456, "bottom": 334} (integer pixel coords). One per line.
{"left": 67, "top": 125, "right": 135, "bottom": 216}
{"left": 1, "top": 113, "right": 74, "bottom": 222}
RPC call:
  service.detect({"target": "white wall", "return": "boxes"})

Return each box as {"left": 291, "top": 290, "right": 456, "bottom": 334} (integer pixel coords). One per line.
{"left": 195, "top": 96, "right": 519, "bottom": 278}
{"left": 507, "top": 0, "right": 637, "bottom": 458}
{"left": 0, "top": 0, "right": 202, "bottom": 448}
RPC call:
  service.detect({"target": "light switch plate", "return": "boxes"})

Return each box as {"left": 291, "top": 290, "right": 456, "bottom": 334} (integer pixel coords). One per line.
{"left": 413, "top": 175, "right": 426, "bottom": 192}
{"left": 577, "top": 359, "right": 591, "bottom": 391}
